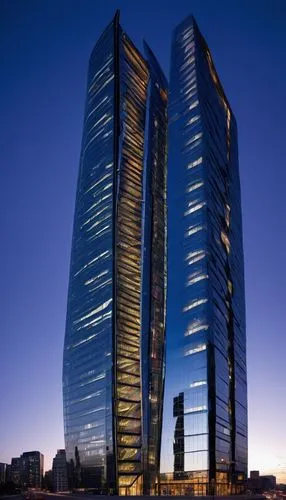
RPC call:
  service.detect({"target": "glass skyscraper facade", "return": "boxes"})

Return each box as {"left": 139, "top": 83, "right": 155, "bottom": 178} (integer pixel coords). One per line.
{"left": 160, "top": 15, "right": 247, "bottom": 496}
{"left": 63, "top": 12, "right": 167, "bottom": 495}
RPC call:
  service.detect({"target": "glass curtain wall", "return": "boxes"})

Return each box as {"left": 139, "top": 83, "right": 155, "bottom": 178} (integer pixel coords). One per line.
{"left": 63, "top": 18, "right": 116, "bottom": 490}
{"left": 63, "top": 12, "right": 167, "bottom": 495}
{"left": 161, "top": 14, "right": 247, "bottom": 495}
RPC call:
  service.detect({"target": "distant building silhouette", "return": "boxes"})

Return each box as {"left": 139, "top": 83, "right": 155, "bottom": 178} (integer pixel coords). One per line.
{"left": 21, "top": 451, "right": 43, "bottom": 488}
{"left": 9, "top": 452, "right": 43, "bottom": 488}
{"left": 0, "top": 463, "right": 7, "bottom": 484}
{"left": 248, "top": 471, "right": 276, "bottom": 492}
{"left": 52, "top": 450, "right": 68, "bottom": 492}
{"left": 250, "top": 471, "right": 260, "bottom": 480}
{"left": 43, "top": 470, "right": 53, "bottom": 491}
{"left": 5, "top": 465, "right": 11, "bottom": 483}
{"left": 173, "top": 393, "right": 185, "bottom": 478}
{"left": 10, "top": 458, "right": 21, "bottom": 486}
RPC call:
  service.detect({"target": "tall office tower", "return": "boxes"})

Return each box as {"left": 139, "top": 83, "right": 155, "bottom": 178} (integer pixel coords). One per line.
{"left": 160, "top": 15, "right": 247, "bottom": 496}
{"left": 10, "top": 458, "right": 21, "bottom": 486}
{"left": 63, "top": 12, "right": 167, "bottom": 495}
{"left": 52, "top": 450, "right": 69, "bottom": 492}
{"left": 21, "top": 451, "right": 44, "bottom": 488}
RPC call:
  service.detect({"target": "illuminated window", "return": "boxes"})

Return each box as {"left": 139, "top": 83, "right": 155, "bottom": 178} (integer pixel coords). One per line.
{"left": 183, "top": 84, "right": 197, "bottom": 101}
{"left": 187, "top": 156, "right": 202, "bottom": 169}
{"left": 183, "top": 298, "right": 208, "bottom": 312}
{"left": 180, "top": 28, "right": 193, "bottom": 41}
{"left": 185, "top": 201, "right": 206, "bottom": 216}
{"left": 187, "top": 273, "right": 208, "bottom": 286}
{"left": 78, "top": 309, "right": 112, "bottom": 330}
{"left": 185, "top": 250, "right": 206, "bottom": 265}
{"left": 186, "top": 224, "right": 205, "bottom": 237}
{"left": 83, "top": 192, "right": 112, "bottom": 216}
{"left": 85, "top": 270, "right": 108, "bottom": 286}
{"left": 189, "top": 99, "right": 199, "bottom": 110}
{"left": 185, "top": 405, "right": 207, "bottom": 414}
{"left": 74, "top": 250, "right": 110, "bottom": 277}
{"left": 184, "top": 42, "right": 195, "bottom": 54}
{"left": 85, "top": 173, "right": 112, "bottom": 194}
{"left": 73, "top": 298, "right": 112, "bottom": 324}
{"left": 79, "top": 372, "right": 106, "bottom": 387}
{"left": 88, "top": 113, "right": 112, "bottom": 133}
{"left": 187, "top": 181, "right": 204, "bottom": 193}
{"left": 186, "top": 132, "right": 202, "bottom": 147}
{"left": 179, "top": 56, "right": 195, "bottom": 72}
{"left": 190, "top": 380, "right": 207, "bottom": 388}
{"left": 187, "top": 114, "right": 200, "bottom": 126}
{"left": 185, "top": 322, "right": 209, "bottom": 336}
{"left": 85, "top": 212, "right": 111, "bottom": 232}
{"left": 185, "top": 343, "right": 207, "bottom": 356}
{"left": 86, "top": 96, "right": 109, "bottom": 120}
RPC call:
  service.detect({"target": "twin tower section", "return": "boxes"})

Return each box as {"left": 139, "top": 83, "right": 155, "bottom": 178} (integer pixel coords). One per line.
{"left": 63, "top": 11, "right": 167, "bottom": 495}
{"left": 63, "top": 11, "right": 247, "bottom": 496}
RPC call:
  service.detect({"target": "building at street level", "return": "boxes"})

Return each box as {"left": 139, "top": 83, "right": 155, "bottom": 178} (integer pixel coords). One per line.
{"left": 0, "top": 463, "right": 7, "bottom": 484}
{"left": 21, "top": 451, "right": 43, "bottom": 488}
{"left": 52, "top": 450, "right": 69, "bottom": 492}
{"left": 160, "top": 15, "right": 247, "bottom": 495}
{"left": 63, "top": 11, "right": 167, "bottom": 495}
{"left": 9, "top": 452, "right": 43, "bottom": 488}
{"left": 10, "top": 457, "right": 21, "bottom": 486}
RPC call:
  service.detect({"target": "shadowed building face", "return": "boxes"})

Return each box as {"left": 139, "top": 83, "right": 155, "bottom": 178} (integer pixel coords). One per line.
{"left": 62, "top": 12, "right": 167, "bottom": 495}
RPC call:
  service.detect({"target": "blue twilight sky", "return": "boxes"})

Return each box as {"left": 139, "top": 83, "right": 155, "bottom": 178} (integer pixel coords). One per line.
{"left": 1, "top": 0, "right": 286, "bottom": 480}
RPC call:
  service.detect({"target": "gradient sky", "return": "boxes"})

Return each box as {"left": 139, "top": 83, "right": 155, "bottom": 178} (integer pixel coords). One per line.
{"left": 1, "top": 0, "right": 286, "bottom": 481}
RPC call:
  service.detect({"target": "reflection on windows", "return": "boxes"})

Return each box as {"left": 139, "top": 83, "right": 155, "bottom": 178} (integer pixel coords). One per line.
{"left": 185, "top": 201, "right": 206, "bottom": 216}
{"left": 187, "top": 181, "right": 204, "bottom": 193}
{"left": 185, "top": 405, "right": 208, "bottom": 414}
{"left": 185, "top": 322, "right": 209, "bottom": 336}
{"left": 64, "top": 14, "right": 167, "bottom": 495}
{"left": 184, "top": 450, "right": 208, "bottom": 471}
{"left": 165, "top": 13, "right": 247, "bottom": 492}
{"left": 183, "top": 298, "right": 208, "bottom": 312}
{"left": 186, "top": 224, "right": 205, "bottom": 237}
{"left": 185, "top": 344, "right": 207, "bottom": 356}
{"left": 185, "top": 250, "right": 206, "bottom": 265}
{"left": 190, "top": 380, "right": 207, "bottom": 388}
{"left": 189, "top": 99, "right": 199, "bottom": 110}
{"left": 187, "top": 273, "right": 208, "bottom": 286}
{"left": 187, "top": 114, "right": 200, "bottom": 126}
{"left": 187, "top": 156, "right": 203, "bottom": 170}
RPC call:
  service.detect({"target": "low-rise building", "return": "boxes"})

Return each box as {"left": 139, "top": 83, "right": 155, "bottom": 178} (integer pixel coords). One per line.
{"left": 247, "top": 471, "right": 276, "bottom": 492}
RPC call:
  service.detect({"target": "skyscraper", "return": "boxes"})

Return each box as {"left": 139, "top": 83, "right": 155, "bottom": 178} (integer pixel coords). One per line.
{"left": 21, "top": 451, "right": 44, "bottom": 489}
{"left": 160, "top": 15, "right": 247, "bottom": 496}
{"left": 63, "top": 11, "right": 167, "bottom": 495}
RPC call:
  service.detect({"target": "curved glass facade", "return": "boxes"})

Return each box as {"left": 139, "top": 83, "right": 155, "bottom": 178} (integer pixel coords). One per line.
{"left": 63, "top": 12, "right": 167, "bottom": 495}
{"left": 161, "top": 15, "right": 247, "bottom": 496}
